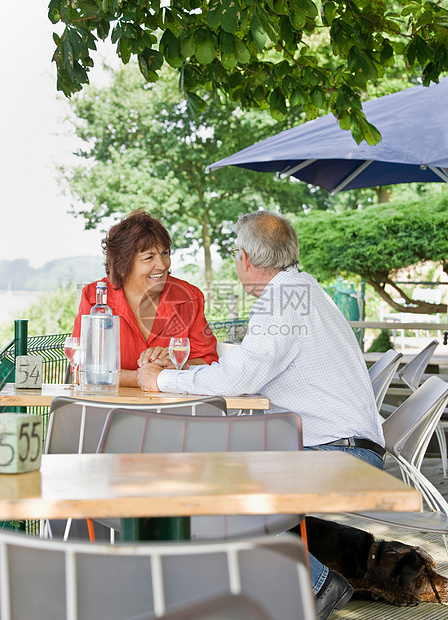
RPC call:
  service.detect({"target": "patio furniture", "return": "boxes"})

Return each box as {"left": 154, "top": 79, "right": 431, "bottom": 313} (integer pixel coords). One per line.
{"left": 96, "top": 409, "right": 305, "bottom": 540}
{"left": 0, "top": 451, "right": 421, "bottom": 539}
{"left": 41, "top": 395, "right": 227, "bottom": 540}
{"left": 380, "top": 340, "right": 447, "bottom": 477}
{"left": 0, "top": 530, "right": 315, "bottom": 620}
{"left": 145, "top": 594, "right": 277, "bottom": 620}
{"left": 355, "top": 376, "right": 448, "bottom": 553}
{"left": 368, "top": 349, "right": 403, "bottom": 412}
{"left": 0, "top": 383, "right": 270, "bottom": 411}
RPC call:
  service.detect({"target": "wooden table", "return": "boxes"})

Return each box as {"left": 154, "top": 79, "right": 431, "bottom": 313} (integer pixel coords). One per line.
{"left": 0, "top": 383, "right": 270, "bottom": 411}
{"left": 0, "top": 452, "right": 422, "bottom": 540}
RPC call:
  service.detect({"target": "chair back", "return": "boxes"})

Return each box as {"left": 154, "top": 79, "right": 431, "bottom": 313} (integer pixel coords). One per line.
{"left": 98, "top": 410, "right": 303, "bottom": 538}
{"left": 45, "top": 396, "right": 227, "bottom": 455}
{"left": 368, "top": 349, "right": 403, "bottom": 410}
{"left": 382, "top": 376, "right": 448, "bottom": 467}
{"left": 398, "top": 339, "right": 439, "bottom": 391}
{"left": 0, "top": 531, "right": 315, "bottom": 620}
{"left": 42, "top": 395, "right": 226, "bottom": 541}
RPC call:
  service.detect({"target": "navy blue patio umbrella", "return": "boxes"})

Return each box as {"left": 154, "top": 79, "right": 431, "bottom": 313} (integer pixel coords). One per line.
{"left": 206, "top": 78, "right": 448, "bottom": 196}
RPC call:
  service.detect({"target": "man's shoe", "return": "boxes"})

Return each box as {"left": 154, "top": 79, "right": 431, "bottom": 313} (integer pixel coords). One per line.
{"left": 315, "top": 570, "right": 354, "bottom": 620}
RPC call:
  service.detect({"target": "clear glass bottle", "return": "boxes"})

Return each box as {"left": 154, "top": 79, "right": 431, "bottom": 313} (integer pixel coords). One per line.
{"left": 90, "top": 282, "right": 112, "bottom": 316}
{"left": 88, "top": 282, "right": 113, "bottom": 386}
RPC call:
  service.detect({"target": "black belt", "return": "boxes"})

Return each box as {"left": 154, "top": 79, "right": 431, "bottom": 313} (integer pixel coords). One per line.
{"left": 320, "top": 437, "right": 386, "bottom": 458}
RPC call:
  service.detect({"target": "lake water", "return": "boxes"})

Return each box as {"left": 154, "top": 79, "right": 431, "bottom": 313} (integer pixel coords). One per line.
{"left": 0, "top": 290, "right": 44, "bottom": 325}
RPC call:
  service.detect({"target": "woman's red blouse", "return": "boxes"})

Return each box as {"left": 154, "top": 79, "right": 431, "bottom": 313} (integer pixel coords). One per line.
{"left": 73, "top": 276, "right": 218, "bottom": 370}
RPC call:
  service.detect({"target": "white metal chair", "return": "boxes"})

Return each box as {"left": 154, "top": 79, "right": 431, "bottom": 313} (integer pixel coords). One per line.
{"left": 355, "top": 376, "right": 448, "bottom": 553}
{"left": 380, "top": 340, "right": 447, "bottom": 477}
{"left": 0, "top": 530, "right": 315, "bottom": 620}
{"left": 97, "top": 409, "right": 304, "bottom": 540}
{"left": 397, "top": 339, "right": 440, "bottom": 392}
{"left": 368, "top": 349, "right": 403, "bottom": 412}
{"left": 41, "top": 395, "right": 227, "bottom": 540}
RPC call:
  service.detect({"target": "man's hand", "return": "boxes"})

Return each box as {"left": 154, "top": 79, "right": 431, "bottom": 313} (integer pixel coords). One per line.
{"left": 137, "top": 363, "right": 163, "bottom": 392}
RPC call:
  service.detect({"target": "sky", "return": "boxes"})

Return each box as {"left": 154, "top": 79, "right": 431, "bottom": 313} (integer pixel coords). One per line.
{"left": 0, "top": 2, "right": 114, "bottom": 269}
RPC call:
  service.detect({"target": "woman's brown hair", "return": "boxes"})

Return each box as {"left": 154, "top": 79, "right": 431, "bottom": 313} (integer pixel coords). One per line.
{"left": 103, "top": 209, "right": 172, "bottom": 289}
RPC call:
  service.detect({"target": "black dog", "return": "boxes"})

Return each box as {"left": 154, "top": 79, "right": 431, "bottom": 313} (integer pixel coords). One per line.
{"left": 292, "top": 517, "right": 448, "bottom": 606}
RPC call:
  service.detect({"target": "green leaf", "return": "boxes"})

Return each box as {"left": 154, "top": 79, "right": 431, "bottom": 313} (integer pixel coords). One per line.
{"left": 208, "top": 0, "right": 241, "bottom": 34}
{"left": 338, "top": 112, "right": 351, "bottom": 131}
{"left": 310, "top": 87, "right": 324, "bottom": 108}
{"left": 361, "top": 119, "right": 382, "bottom": 146}
{"left": 269, "top": 87, "right": 287, "bottom": 121}
{"left": 292, "top": 0, "right": 318, "bottom": 18}
{"left": 195, "top": 34, "right": 216, "bottom": 64}
{"left": 290, "top": 84, "right": 307, "bottom": 106}
{"left": 321, "top": 1, "right": 337, "bottom": 26}
{"left": 185, "top": 91, "right": 206, "bottom": 115}
{"left": 207, "top": 0, "right": 223, "bottom": 29}
{"left": 181, "top": 35, "right": 196, "bottom": 58}
{"left": 256, "top": 7, "right": 278, "bottom": 43}
{"left": 119, "top": 36, "right": 132, "bottom": 64}
{"left": 221, "top": 0, "right": 242, "bottom": 34}
{"left": 331, "top": 19, "right": 359, "bottom": 50}
{"left": 348, "top": 47, "right": 378, "bottom": 84}
{"left": 274, "top": 0, "right": 289, "bottom": 16}
{"left": 62, "top": 37, "right": 74, "bottom": 68}
{"left": 290, "top": 10, "right": 306, "bottom": 30}
{"left": 250, "top": 12, "right": 266, "bottom": 53}
{"left": 160, "top": 29, "right": 181, "bottom": 60}
{"left": 234, "top": 37, "right": 250, "bottom": 64}
{"left": 145, "top": 49, "right": 164, "bottom": 71}
{"left": 380, "top": 41, "right": 394, "bottom": 66}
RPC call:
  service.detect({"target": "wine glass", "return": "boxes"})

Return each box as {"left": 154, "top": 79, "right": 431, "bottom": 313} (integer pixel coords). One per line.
{"left": 168, "top": 337, "right": 190, "bottom": 370}
{"left": 64, "top": 337, "right": 81, "bottom": 388}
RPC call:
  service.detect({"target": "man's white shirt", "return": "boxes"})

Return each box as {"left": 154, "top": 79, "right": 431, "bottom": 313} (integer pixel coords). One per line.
{"left": 158, "top": 267, "right": 384, "bottom": 447}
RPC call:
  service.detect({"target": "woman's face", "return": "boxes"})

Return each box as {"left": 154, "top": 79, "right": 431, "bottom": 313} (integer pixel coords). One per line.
{"left": 125, "top": 246, "right": 171, "bottom": 297}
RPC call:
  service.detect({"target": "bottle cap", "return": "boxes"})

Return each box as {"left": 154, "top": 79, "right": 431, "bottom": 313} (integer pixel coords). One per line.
{"left": 97, "top": 281, "right": 107, "bottom": 289}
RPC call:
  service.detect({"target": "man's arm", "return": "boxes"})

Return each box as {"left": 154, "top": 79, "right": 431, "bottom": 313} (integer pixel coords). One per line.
{"left": 138, "top": 309, "right": 301, "bottom": 396}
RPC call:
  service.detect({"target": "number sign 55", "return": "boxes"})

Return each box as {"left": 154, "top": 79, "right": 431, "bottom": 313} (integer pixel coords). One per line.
{"left": 0, "top": 414, "right": 42, "bottom": 474}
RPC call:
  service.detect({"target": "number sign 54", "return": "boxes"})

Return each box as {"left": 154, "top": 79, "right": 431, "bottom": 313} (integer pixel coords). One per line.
{"left": 0, "top": 414, "right": 42, "bottom": 474}
{"left": 15, "top": 355, "right": 43, "bottom": 389}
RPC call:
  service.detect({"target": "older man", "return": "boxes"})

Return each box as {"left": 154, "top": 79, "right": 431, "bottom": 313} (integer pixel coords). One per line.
{"left": 137, "top": 211, "right": 385, "bottom": 620}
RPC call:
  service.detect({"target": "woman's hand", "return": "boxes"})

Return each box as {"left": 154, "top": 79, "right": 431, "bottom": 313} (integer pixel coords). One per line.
{"left": 138, "top": 346, "right": 172, "bottom": 368}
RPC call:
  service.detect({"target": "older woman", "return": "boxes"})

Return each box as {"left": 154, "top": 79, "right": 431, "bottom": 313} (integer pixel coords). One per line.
{"left": 73, "top": 209, "right": 218, "bottom": 386}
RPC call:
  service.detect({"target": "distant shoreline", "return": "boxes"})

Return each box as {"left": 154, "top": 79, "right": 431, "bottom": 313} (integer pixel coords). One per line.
{"left": 0, "top": 290, "right": 45, "bottom": 324}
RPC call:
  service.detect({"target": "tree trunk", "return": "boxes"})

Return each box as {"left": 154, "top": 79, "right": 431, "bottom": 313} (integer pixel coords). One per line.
{"left": 367, "top": 279, "right": 447, "bottom": 314}
{"left": 201, "top": 212, "right": 213, "bottom": 288}
{"left": 375, "top": 186, "right": 393, "bottom": 203}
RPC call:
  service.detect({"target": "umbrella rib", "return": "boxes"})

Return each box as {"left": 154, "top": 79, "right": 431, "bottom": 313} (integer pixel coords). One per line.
{"left": 279, "top": 159, "right": 317, "bottom": 178}
{"left": 428, "top": 166, "right": 448, "bottom": 183}
{"left": 330, "top": 160, "right": 374, "bottom": 196}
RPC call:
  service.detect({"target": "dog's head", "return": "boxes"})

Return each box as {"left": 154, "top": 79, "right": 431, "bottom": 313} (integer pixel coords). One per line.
{"left": 368, "top": 540, "right": 448, "bottom": 603}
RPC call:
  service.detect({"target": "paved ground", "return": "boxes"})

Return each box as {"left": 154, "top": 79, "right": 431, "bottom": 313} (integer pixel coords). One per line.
{"left": 321, "top": 455, "right": 448, "bottom": 619}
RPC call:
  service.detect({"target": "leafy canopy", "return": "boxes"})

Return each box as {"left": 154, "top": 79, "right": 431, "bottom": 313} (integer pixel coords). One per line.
{"left": 48, "top": 0, "right": 448, "bottom": 145}
{"left": 294, "top": 192, "right": 448, "bottom": 312}
{"left": 60, "top": 63, "right": 324, "bottom": 283}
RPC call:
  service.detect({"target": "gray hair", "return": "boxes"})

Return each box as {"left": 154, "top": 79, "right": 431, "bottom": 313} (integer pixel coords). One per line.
{"left": 235, "top": 211, "right": 299, "bottom": 270}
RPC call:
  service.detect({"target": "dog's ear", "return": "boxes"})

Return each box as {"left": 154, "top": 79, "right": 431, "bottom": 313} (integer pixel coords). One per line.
{"left": 370, "top": 542, "right": 424, "bottom": 586}
{"left": 412, "top": 546, "right": 436, "bottom": 568}
{"left": 388, "top": 550, "right": 425, "bottom": 589}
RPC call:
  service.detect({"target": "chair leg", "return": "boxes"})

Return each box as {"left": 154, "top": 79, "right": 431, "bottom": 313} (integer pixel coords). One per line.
{"left": 435, "top": 423, "right": 447, "bottom": 478}
{"left": 443, "top": 534, "right": 448, "bottom": 556}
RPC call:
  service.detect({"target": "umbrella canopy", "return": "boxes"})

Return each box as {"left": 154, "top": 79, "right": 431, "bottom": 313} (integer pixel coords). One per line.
{"left": 206, "top": 78, "right": 448, "bottom": 195}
